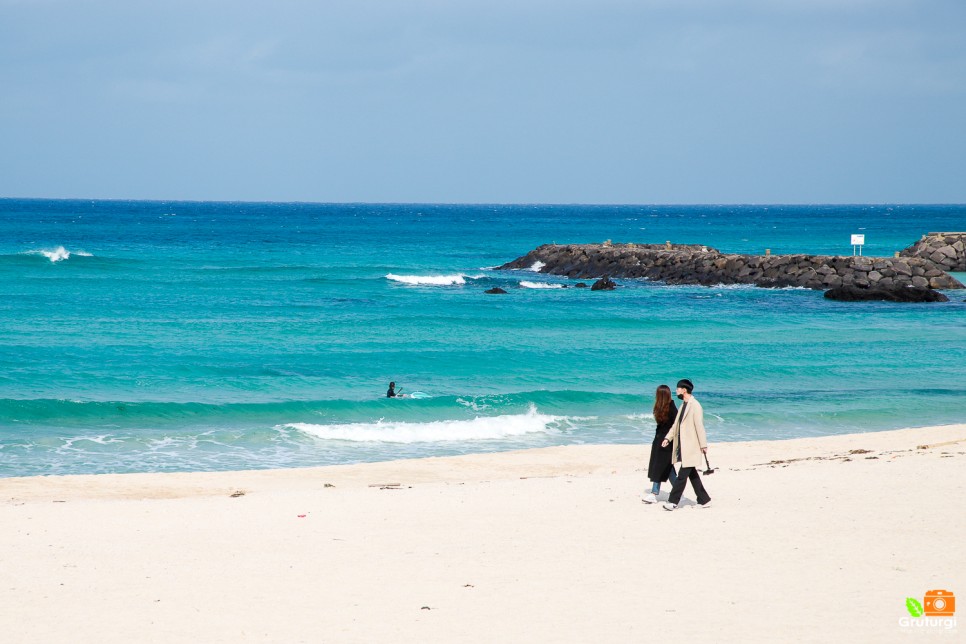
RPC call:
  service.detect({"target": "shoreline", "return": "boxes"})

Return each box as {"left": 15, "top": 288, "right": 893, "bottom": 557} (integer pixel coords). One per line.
{"left": 1, "top": 422, "right": 963, "bottom": 501}
{"left": 3, "top": 423, "right": 964, "bottom": 642}
{"left": 2, "top": 422, "right": 965, "bottom": 501}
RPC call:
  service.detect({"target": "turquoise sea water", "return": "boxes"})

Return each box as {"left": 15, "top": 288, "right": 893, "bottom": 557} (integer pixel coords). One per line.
{"left": 1, "top": 200, "right": 964, "bottom": 476}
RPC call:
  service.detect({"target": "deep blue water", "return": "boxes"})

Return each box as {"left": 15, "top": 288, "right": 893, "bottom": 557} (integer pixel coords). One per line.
{"left": 1, "top": 200, "right": 964, "bottom": 476}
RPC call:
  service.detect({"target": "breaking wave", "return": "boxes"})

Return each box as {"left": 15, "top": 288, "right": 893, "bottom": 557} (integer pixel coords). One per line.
{"left": 22, "top": 246, "right": 93, "bottom": 262}
{"left": 519, "top": 281, "right": 565, "bottom": 289}
{"left": 286, "top": 405, "right": 562, "bottom": 443}
{"left": 386, "top": 273, "right": 469, "bottom": 286}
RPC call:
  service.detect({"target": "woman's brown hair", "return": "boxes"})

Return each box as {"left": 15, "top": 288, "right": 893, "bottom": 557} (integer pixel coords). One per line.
{"left": 653, "top": 384, "right": 673, "bottom": 424}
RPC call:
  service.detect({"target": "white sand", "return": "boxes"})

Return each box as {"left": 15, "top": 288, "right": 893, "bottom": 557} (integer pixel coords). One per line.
{"left": 1, "top": 424, "right": 964, "bottom": 643}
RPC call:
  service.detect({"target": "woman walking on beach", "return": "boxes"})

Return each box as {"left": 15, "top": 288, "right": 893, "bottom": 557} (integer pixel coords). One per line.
{"left": 661, "top": 378, "right": 712, "bottom": 510}
{"left": 643, "top": 385, "right": 678, "bottom": 504}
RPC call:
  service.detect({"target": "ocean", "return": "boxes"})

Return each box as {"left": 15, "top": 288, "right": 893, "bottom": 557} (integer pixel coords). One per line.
{"left": 1, "top": 200, "right": 964, "bottom": 477}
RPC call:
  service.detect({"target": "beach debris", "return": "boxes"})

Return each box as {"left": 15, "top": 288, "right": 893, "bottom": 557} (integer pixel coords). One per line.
{"left": 229, "top": 490, "right": 246, "bottom": 498}
{"left": 370, "top": 483, "right": 402, "bottom": 490}
{"left": 848, "top": 449, "right": 872, "bottom": 454}
{"left": 323, "top": 483, "right": 335, "bottom": 488}
{"left": 463, "top": 584, "right": 474, "bottom": 588}
{"left": 297, "top": 514, "right": 307, "bottom": 518}
{"left": 421, "top": 606, "right": 432, "bottom": 610}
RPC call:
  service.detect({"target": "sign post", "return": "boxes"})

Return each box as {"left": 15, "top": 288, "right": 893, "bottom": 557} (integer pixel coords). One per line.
{"left": 851, "top": 234, "right": 865, "bottom": 256}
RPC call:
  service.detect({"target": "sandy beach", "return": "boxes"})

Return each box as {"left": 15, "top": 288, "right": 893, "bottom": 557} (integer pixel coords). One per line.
{"left": 2, "top": 424, "right": 963, "bottom": 643}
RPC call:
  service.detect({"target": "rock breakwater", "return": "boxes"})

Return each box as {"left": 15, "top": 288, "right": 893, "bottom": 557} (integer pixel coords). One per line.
{"left": 900, "top": 232, "right": 966, "bottom": 272}
{"left": 499, "top": 243, "right": 965, "bottom": 290}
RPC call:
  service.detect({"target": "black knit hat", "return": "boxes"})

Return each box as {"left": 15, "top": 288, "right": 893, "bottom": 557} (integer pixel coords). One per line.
{"left": 676, "top": 379, "right": 694, "bottom": 393}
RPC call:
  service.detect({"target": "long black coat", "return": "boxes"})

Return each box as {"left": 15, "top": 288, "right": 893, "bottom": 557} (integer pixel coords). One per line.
{"left": 647, "top": 403, "right": 678, "bottom": 482}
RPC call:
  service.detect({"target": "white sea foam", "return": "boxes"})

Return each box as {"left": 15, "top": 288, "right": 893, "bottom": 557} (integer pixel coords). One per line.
{"left": 285, "top": 406, "right": 560, "bottom": 443}
{"left": 386, "top": 273, "right": 467, "bottom": 286}
{"left": 708, "top": 283, "right": 757, "bottom": 290}
{"left": 520, "top": 281, "right": 564, "bottom": 289}
{"left": 456, "top": 397, "right": 490, "bottom": 412}
{"left": 624, "top": 413, "right": 655, "bottom": 421}
{"left": 528, "top": 261, "right": 546, "bottom": 272}
{"left": 60, "top": 434, "right": 124, "bottom": 449}
{"left": 24, "top": 246, "right": 92, "bottom": 262}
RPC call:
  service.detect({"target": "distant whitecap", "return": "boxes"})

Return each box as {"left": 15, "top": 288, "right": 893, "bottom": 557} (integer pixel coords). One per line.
{"left": 23, "top": 246, "right": 92, "bottom": 262}
{"left": 386, "top": 273, "right": 467, "bottom": 286}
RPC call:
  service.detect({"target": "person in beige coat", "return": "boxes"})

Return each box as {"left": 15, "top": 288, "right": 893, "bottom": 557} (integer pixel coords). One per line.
{"left": 660, "top": 378, "right": 711, "bottom": 510}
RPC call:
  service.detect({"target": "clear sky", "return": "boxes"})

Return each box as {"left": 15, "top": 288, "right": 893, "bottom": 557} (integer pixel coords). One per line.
{"left": 1, "top": 0, "right": 964, "bottom": 204}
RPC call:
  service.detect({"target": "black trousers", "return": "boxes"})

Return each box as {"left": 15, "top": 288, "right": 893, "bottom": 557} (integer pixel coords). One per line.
{"left": 667, "top": 466, "right": 711, "bottom": 506}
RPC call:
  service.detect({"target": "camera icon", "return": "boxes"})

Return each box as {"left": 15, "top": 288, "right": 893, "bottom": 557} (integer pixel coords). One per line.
{"left": 924, "top": 589, "right": 955, "bottom": 616}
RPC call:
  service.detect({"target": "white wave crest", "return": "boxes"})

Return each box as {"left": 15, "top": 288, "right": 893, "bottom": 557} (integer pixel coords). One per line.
{"left": 285, "top": 406, "right": 560, "bottom": 443}
{"left": 528, "top": 261, "right": 545, "bottom": 272}
{"left": 520, "top": 281, "right": 564, "bottom": 289}
{"left": 624, "top": 413, "right": 655, "bottom": 421}
{"left": 386, "top": 273, "right": 467, "bottom": 286}
{"left": 23, "top": 246, "right": 92, "bottom": 263}
{"left": 24, "top": 246, "right": 92, "bottom": 262}
{"left": 708, "top": 283, "right": 754, "bottom": 290}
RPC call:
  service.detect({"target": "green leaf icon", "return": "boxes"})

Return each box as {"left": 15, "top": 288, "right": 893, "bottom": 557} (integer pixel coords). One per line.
{"left": 906, "top": 598, "right": 924, "bottom": 617}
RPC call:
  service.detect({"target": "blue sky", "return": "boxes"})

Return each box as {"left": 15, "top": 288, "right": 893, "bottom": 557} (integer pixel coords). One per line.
{"left": 1, "top": 0, "right": 964, "bottom": 203}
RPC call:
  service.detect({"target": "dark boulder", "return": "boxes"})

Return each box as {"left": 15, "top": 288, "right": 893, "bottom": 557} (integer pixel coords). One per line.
{"left": 591, "top": 277, "right": 617, "bottom": 291}
{"left": 574, "top": 282, "right": 588, "bottom": 288}
{"left": 824, "top": 286, "right": 949, "bottom": 303}
{"left": 484, "top": 287, "right": 508, "bottom": 295}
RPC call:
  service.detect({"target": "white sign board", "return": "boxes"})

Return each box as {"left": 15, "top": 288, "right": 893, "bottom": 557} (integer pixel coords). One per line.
{"left": 851, "top": 234, "right": 865, "bottom": 245}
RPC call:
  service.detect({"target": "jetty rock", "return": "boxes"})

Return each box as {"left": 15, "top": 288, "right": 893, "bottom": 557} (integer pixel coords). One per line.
{"left": 824, "top": 286, "right": 949, "bottom": 303}
{"left": 591, "top": 276, "right": 617, "bottom": 291}
{"left": 484, "top": 287, "right": 508, "bottom": 294}
{"left": 900, "top": 232, "right": 966, "bottom": 272}
{"left": 498, "top": 242, "right": 965, "bottom": 291}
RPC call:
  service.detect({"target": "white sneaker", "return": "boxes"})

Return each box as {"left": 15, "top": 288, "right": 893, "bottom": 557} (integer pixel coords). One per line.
{"left": 662, "top": 502, "right": 676, "bottom": 511}
{"left": 643, "top": 493, "right": 657, "bottom": 504}
{"left": 699, "top": 500, "right": 712, "bottom": 509}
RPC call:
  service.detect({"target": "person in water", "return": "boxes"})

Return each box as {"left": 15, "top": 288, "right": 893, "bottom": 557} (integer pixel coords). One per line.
{"left": 643, "top": 384, "right": 679, "bottom": 504}
{"left": 387, "top": 382, "right": 397, "bottom": 398}
{"left": 660, "top": 378, "right": 711, "bottom": 510}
